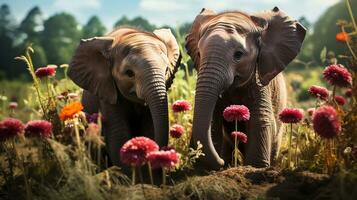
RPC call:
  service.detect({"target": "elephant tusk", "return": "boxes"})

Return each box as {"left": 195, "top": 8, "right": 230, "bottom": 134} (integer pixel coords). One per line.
{"left": 144, "top": 102, "right": 147, "bottom": 106}
{"left": 219, "top": 94, "right": 223, "bottom": 99}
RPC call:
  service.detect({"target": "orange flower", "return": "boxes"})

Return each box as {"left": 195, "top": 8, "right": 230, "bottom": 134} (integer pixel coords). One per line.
{"left": 336, "top": 32, "right": 349, "bottom": 42}
{"left": 59, "top": 102, "right": 83, "bottom": 121}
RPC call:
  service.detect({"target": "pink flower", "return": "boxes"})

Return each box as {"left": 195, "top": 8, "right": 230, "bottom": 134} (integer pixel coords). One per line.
{"left": 334, "top": 95, "right": 346, "bottom": 106}
{"left": 323, "top": 64, "right": 352, "bottom": 88}
{"left": 169, "top": 124, "right": 185, "bottom": 138}
{"left": 9, "top": 102, "right": 18, "bottom": 109}
{"left": 172, "top": 100, "right": 191, "bottom": 112}
{"left": 308, "top": 85, "right": 329, "bottom": 100}
{"left": 278, "top": 108, "right": 303, "bottom": 124}
{"left": 312, "top": 106, "right": 341, "bottom": 139}
{"left": 231, "top": 131, "right": 247, "bottom": 143}
{"left": 223, "top": 105, "right": 250, "bottom": 122}
{"left": 345, "top": 89, "right": 352, "bottom": 98}
{"left": 120, "top": 137, "right": 159, "bottom": 167}
{"left": 35, "top": 66, "right": 56, "bottom": 78}
{"left": 24, "top": 120, "right": 53, "bottom": 139}
{"left": 307, "top": 108, "right": 315, "bottom": 117}
{"left": 0, "top": 118, "right": 24, "bottom": 141}
{"left": 147, "top": 149, "right": 179, "bottom": 169}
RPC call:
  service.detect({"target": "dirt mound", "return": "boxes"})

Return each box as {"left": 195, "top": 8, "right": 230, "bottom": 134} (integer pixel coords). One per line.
{"left": 105, "top": 166, "right": 341, "bottom": 200}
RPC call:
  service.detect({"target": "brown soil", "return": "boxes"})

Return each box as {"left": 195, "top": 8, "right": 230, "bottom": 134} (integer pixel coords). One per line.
{"left": 104, "top": 166, "right": 354, "bottom": 200}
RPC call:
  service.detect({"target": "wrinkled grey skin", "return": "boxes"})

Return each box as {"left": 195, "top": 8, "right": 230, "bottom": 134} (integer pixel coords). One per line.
{"left": 68, "top": 27, "right": 181, "bottom": 166}
{"left": 186, "top": 7, "right": 306, "bottom": 169}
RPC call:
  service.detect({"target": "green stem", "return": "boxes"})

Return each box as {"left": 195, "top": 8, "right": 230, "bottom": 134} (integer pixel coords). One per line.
{"left": 234, "top": 136, "right": 238, "bottom": 167}
{"left": 346, "top": 0, "right": 357, "bottom": 32}
{"left": 288, "top": 123, "right": 293, "bottom": 169}
{"left": 132, "top": 166, "right": 136, "bottom": 185}
{"left": 162, "top": 167, "right": 166, "bottom": 186}
{"left": 148, "top": 162, "right": 154, "bottom": 185}
{"left": 341, "top": 26, "right": 357, "bottom": 59}
{"left": 295, "top": 129, "right": 299, "bottom": 168}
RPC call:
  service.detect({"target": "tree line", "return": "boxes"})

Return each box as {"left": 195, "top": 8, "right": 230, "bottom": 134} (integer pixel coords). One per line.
{"left": 0, "top": 4, "right": 190, "bottom": 80}
{"left": 0, "top": 1, "right": 355, "bottom": 80}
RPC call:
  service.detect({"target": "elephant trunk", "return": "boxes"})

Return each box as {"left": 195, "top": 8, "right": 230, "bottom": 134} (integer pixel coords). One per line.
{"left": 192, "top": 45, "right": 233, "bottom": 169}
{"left": 141, "top": 68, "right": 169, "bottom": 147}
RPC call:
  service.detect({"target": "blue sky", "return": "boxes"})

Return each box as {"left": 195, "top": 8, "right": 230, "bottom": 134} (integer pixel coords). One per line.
{"left": 3, "top": 0, "right": 340, "bottom": 29}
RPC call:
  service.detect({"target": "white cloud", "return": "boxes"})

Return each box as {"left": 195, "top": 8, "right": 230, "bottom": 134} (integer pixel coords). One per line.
{"left": 139, "top": 0, "right": 190, "bottom": 11}
{"left": 52, "top": 0, "right": 101, "bottom": 13}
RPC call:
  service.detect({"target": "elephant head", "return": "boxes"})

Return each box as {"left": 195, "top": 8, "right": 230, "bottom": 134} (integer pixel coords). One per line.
{"left": 68, "top": 27, "right": 181, "bottom": 147}
{"left": 186, "top": 7, "right": 306, "bottom": 169}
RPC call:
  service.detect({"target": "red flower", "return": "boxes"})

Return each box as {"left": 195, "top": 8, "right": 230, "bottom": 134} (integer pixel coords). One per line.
{"left": 278, "top": 108, "right": 303, "bottom": 124}
{"left": 24, "top": 120, "right": 53, "bottom": 139}
{"left": 172, "top": 100, "right": 191, "bottom": 112}
{"left": 169, "top": 124, "right": 185, "bottom": 138}
{"left": 231, "top": 131, "right": 247, "bottom": 143}
{"left": 345, "top": 89, "right": 352, "bottom": 98}
{"left": 336, "top": 32, "right": 349, "bottom": 42}
{"left": 147, "top": 149, "right": 179, "bottom": 169}
{"left": 334, "top": 95, "right": 346, "bottom": 106}
{"left": 0, "top": 118, "right": 24, "bottom": 141}
{"left": 35, "top": 66, "right": 56, "bottom": 78}
{"left": 223, "top": 105, "right": 250, "bottom": 122}
{"left": 307, "top": 108, "right": 315, "bottom": 117}
{"left": 120, "top": 137, "right": 159, "bottom": 167}
{"left": 312, "top": 106, "right": 341, "bottom": 139}
{"left": 308, "top": 85, "right": 329, "bottom": 100}
{"left": 9, "top": 102, "right": 18, "bottom": 109}
{"left": 323, "top": 64, "right": 352, "bottom": 88}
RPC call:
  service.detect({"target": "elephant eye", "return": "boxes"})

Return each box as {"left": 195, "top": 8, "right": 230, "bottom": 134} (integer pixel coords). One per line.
{"left": 233, "top": 50, "right": 244, "bottom": 62}
{"left": 125, "top": 69, "right": 135, "bottom": 78}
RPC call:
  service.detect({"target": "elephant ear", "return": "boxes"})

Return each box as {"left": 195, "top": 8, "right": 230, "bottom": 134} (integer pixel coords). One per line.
{"left": 185, "top": 8, "right": 216, "bottom": 69}
{"left": 153, "top": 28, "right": 182, "bottom": 88}
{"left": 251, "top": 7, "right": 306, "bottom": 85}
{"left": 68, "top": 37, "right": 118, "bottom": 104}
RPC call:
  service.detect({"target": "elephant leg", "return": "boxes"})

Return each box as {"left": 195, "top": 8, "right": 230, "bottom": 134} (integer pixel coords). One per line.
{"left": 81, "top": 90, "right": 100, "bottom": 114}
{"left": 100, "top": 100, "right": 131, "bottom": 171}
{"left": 244, "top": 85, "right": 276, "bottom": 168}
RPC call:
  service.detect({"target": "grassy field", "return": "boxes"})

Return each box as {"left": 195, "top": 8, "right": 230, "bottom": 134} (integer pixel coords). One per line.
{"left": 1, "top": 15, "right": 357, "bottom": 200}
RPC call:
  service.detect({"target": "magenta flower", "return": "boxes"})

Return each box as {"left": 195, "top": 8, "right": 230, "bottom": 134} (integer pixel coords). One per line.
{"left": 146, "top": 149, "right": 179, "bottom": 169}
{"left": 172, "top": 100, "right": 191, "bottom": 112}
{"left": 0, "top": 118, "right": 24, "bottom": 141}
{"left": 169, "top": 124, "right": 185, "bottom": 138}
{"left": 334, "top": 95, "right": 346, "bottom": 106}
{"left": 345, "top": 89, "right": 352, "bottom": 98}
{"left": 231, "top": 131, "right": 247, "bottom": 143}
{"left": 308, "top": 85, "right": 329, "bottom": 100}
{"left": 323, "top": 64, "right": 352, "bottom": 88}
{"left": 223, "top": 105, "right": 250, "bottom": 122}
{"left": 85, "top": 113, "right": 100, "bottom": 123}
{"left": 9, "top": 102, "right": 18, "bottom": 109}
{"left": 35, "top": 66, "right": 56, "bottom": 78}
{"left": 312, "top": 106, "right": 341, "bottom": 139}
{"left": 120, "top": 137, "right": 159, "bottom": 167}
{"left": 278, "top": 108, "right": 303, "bottom": 124}
{"left": 24, "top": 120, "right": 53, "bottom": 139}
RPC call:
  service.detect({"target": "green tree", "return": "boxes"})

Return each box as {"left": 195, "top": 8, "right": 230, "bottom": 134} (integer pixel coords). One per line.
{"left": 307, "top": 0, "right": 357, "bottom": 63}
{"left": 41, "top": 12, "right": 81, "bottom": 65}
{"left": 18, "top": 6, "right": 47, "bottom": 67}
{"left": 0, "top": 4, "right": 20, "bottom": 79}
{"left": 82, "top": 16, "right": 106, "bottom": 38}
{"left": 114, "top": 16, "right": 156, "bottom": 31}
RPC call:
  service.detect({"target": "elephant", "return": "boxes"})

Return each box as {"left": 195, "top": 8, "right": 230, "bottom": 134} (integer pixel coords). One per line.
{"left": 68, "top": 27, "right": 181, "bottom": 167}
{"left": 185, "top": 7, "right": 306, "bottom": 169}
